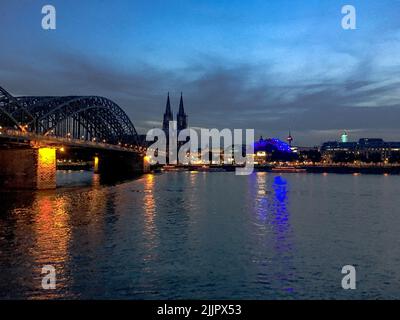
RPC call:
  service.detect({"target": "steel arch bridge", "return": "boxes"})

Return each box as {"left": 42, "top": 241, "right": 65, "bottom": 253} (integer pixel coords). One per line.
{"left": 0, "top": 86, "right": 140, "bottom": 146}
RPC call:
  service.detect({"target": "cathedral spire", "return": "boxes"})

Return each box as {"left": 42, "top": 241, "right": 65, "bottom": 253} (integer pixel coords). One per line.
{"left": 165, "top": 92, "right": 172, "bottom": 117}
{"left": 163, "top": 93, "right": 173, "bottom": 134}
{"left": 177, "top": 92, "right": 188, "bottom": 132}
{"left": 178, "top": 92, "right": 185, "bottom": 115}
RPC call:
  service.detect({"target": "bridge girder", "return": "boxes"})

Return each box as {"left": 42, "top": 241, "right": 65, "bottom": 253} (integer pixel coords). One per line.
{"left": 0, "top": 86, "right": 35, "bottom": 129}
{"left": 0, "top": 87, "right": 140, "bottom": 146}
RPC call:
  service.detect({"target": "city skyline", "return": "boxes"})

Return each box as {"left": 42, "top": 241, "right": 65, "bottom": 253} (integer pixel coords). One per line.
{"left": 1, "top": 0, "right": 400, "bottom": 145}
{"left": 2, "top": 0, "right": 400, "bottom": 303}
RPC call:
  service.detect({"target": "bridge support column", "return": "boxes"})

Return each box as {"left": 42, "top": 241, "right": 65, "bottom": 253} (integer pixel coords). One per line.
{"left": 143, "top": 156, "right": 151, "bottom": 173}
{"left": 93, "top": 156, "right": 100, "bottom": 174}
{"left": 0, "top": 147, "right": 56, "bottom": 190}
{"left": 96, "top": 152, "right": 145, "bottom": 176}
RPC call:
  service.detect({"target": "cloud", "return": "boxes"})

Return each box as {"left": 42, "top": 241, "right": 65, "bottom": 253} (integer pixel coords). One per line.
{"left": 1, "top": 45, "right": 400, "bottom": 145}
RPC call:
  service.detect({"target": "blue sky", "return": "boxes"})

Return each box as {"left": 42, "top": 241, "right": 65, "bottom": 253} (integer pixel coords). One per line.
{"left": 1, "top": 0, "right": 400, "bottom": 145}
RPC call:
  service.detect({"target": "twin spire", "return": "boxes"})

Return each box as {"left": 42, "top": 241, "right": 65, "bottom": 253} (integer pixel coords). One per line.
{"left": 163, "top": 92, "right": 188, "bottom": 133}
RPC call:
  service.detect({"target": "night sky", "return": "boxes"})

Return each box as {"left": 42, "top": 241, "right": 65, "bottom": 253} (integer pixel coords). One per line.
{"left": 1, "top": 0, "right": 400, "bottom": 145}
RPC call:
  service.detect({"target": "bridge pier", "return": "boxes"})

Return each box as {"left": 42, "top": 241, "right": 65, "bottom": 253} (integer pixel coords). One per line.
{"left": 0, "top": 147, "right": 56, "bottom": 189}
{"left": 95, "top": 152, "right": 148, "bottom": 176}
{"left": 93, "top": 156, "right": 100, "bottom": 174}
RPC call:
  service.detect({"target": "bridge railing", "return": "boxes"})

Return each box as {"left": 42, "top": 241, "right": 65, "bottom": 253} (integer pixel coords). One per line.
{"left": 0, "top": 128, "right": 146, "bottom": 154}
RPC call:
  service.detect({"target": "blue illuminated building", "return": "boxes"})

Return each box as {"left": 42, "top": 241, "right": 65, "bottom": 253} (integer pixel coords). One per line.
{"left": 254, "top": 137, "right": 295, "bottom": 162}
{"left": 254, "top": 137, "right": 293, "bottom": 154}
{"left": 254, "top": 137, "right": 292, "bottom": 153}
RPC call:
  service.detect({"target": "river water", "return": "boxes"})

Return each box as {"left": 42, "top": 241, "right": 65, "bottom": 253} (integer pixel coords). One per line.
{"left": 0, "top": 171, "right": 400, "bottom": 299}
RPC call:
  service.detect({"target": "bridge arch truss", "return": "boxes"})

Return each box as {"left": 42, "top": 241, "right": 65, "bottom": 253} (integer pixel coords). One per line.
{"left": 0, "top": 87, "right": 140, "bottom": 146}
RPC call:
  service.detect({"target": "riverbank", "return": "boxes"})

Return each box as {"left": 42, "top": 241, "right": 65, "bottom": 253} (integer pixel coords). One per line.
{"left": 155, "top": 164, "right": 400, "bottom": 175}
{"left": 302, "top": 165, "right": 400, "bottom": 175}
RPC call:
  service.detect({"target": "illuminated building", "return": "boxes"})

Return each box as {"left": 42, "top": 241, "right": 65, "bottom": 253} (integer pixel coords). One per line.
{"left": 341, "top": 131, "right": 348, "bottom": 143}
{"left": 321, "top": 138, "right": 400, "bottom": 163}
{"left": 254, "top": 137, "right": 293, "bottom": 153}
{"left": 254, "top": 136, "right": 294, "bottom": 163}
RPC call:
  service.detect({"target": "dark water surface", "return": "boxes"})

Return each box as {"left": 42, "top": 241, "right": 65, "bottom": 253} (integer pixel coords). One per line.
{"left": 1, "top": 171, "right": 400, "bottom": 299}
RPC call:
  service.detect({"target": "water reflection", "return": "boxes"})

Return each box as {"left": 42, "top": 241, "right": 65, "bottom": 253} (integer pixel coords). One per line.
{"left": 252, "top": 173, "right": 295, "bottom": 295}
{"left": 272, "top": 176, "right": 291, "bottom": 247}
{"left": 31, "top": 194, "right": 71, "bottom": 299}
{"left": 0, "top": 172, "right": 121, "bottom": 299}
{"left": 142, "top": 174, "right": 158, "bottom": 260}
{"left": 92, "top": 173, "right": 101, "bottom": 188}
{"left": 143, "top": 174, "right": 156, "bottom": 219}
{"left": 254, "top": 172, "right": 268, "bottom": 222}
{"left": 2, "top": 191, "right": 73, "bottom": 299}
{"left": 2, "top": 171, "right": 398, "bottom": 299}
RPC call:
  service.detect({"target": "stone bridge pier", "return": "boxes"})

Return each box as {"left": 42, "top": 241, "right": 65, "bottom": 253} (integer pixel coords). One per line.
{"left": 94, "top": 151, "right": 148, "bottom": 176}
{"left": 0, "top": 147, "right": 56, "bottom": 190}
{"left": 0, "top": 146, "right": 148, "bottom": 190}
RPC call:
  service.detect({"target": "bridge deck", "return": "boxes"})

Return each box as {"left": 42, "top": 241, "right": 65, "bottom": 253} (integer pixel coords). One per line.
{"left": 0, "top": 129, "right": 144, "bottom": 154}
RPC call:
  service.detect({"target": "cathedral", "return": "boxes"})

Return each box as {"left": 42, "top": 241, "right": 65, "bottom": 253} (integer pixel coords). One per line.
{"left": 162, "top": 93, "right": 188, "bottom": 163}
{"left": 162, "top": 92, "right": 188, "bottom": 136}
